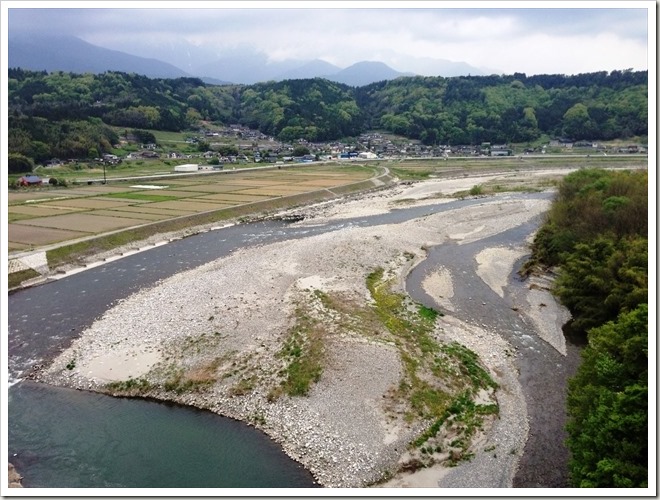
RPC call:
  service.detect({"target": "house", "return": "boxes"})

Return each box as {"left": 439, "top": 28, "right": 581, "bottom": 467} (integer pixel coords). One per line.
{"left": 491, "top": 144, "right": 512, "bottom": 156}
{"left": 18, "top": 175, "right": 42, "bottom": 186}
{"left": 102, "top": 154, "right": 120, "bottom": 165}
{"left": 45, "top": 158, "right": 62, "bottom": 167}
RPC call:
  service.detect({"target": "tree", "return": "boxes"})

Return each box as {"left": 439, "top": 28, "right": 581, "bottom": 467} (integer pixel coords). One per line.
{"left": 567, "top": 305, "right": 648, "bottom": 487}
{"left": 28, "top": 141, "right": 51, "bottom": 163}
{"left": 9, "top": 153, "right": 34, "bottom": 174}
{"left": 555, "top": 236, "right": 647, "bottom": 333}
{"left": 130, "top": 129, "right": 156, "bottom": 145}
{"left": 563, "top": 103, "right": 596, "bottom": 139}
{"left": 292, "top": 145, "right": 310, "bottom": 156}
{"left": 185, "top": 108, "right": 203, "bottom": 128}
{"left": 7, "top": 68, "right": 649, "bottom": 147}
{"left": 217, "top": 144, "right": 239, "bottom": 156}
{"left": 529, "top": 168, "right": 648, "bottom": 488}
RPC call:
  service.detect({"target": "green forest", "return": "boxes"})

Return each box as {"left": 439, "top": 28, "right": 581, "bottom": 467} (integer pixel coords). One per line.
{"left": 8, "top": 68, "right": 648, "bottom": 165}
{"left": 527, "top": 168, "right": 648, "bottom": 487}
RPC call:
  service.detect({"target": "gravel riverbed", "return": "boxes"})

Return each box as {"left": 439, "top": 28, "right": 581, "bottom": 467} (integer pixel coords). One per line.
{"left": 40, "top": 169, "right": 574, "bottom": 489}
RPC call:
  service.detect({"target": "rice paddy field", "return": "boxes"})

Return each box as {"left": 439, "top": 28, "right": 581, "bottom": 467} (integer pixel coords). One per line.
{"left": 8, "top": 155, "right": 646, "bottom": 256}
{"left": 8, "top": 164, "right": 378, "bottom": 253}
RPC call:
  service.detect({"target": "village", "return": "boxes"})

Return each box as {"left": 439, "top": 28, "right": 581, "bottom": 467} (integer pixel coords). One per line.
{"left": 15, "top": 122, "right": 647, "bottom": 187}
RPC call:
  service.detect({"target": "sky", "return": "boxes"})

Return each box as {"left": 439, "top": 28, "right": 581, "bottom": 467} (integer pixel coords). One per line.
{"left": 3, "top": 1, "right": 654, "bottom": 76}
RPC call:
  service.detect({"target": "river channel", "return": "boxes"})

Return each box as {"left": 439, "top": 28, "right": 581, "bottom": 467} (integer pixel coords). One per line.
{"left": 7, "top": 191, "right": 579, "bottom": 488}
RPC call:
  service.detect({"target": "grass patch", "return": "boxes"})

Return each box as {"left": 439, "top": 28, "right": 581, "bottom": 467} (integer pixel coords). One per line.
{"left": 229, "top": 375, "right": 258, "bottom": 396}
{"left": 366, "top": 267, "right": 445, "bottom": 417}
{"left": 437, "top": 342, "right": 498, "bottom": 389}
{"left": 418, "top": 304, "right": 442, "bottom": 322}
{"left": 365, "top": 266, "right": 499, "bottom": 467}
{"left": 160, "top": 357, "right": 223, "bottom": 394}
{"left": 389, "top": 167, "right": 433, "bottom": 180}
{"left": 105, "top": 377, "right": 155, "bottom": 396}
{"left": 8, "top": 212, "right": 37, "bottom": 223}
{"left": 104, "top": 192, "right": 180, "bottom": 202}
{"left": 8, "top": 268, "right": 40, "bottom": 289}
{"left": 272, "top": 300, "right": 326, "bottom": 398}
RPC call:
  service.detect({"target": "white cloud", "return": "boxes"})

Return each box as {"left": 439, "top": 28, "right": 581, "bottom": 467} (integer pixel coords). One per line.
{"left": 6, "top": 3, "right": 651, "bottom": 75}
{"left": 445, "top": 31, "right": 649, "bottom": 75}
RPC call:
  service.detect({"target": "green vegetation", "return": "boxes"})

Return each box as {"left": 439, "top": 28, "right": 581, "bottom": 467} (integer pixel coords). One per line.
{"left": 104, "top": 192, "right": 179, "bottom": 202}
{"left": 266, "top": 265, "right": 497, "bottom": 467}
{"left": 366, "top": 267, "right": 498, "bottom": 466}
{"left": 8, "top": 153, "right": 35, "bottom": 174}
{"left": 389, "top": 166, "right": 433, "bottom": 180}
{"left": 8, "top": 268, "right": 40, "bottom": 289}
{"left": 528, "top": 168, "right": 647, "bottom": 270}
{"left": 104, "top": 336, "right": 235, "bottom": 397}
{"left": 418, "top": 304, "right": 441, "bottom": 322}
{"left": 268, "top": 268, "right": 499, "bottom": 468}
{"left": 358, "top": 71, "right": 647, "bottom": 145}
{"left": 162, "top": 364, "right": 217, "bottom": 394}
{"left": 271, "top": 295, "right": 327, "bottom": 398}
{"left": 106, "top": 377, "right": 155, "bottom": 396}
{"left": 8, "top": 69, "right": 647, "bottom": 169}
{"left": 527, "top": 168, "right": 648, "bottom": 487}
{"left": 566, "top": 305, "right": 648, "bottom": 487}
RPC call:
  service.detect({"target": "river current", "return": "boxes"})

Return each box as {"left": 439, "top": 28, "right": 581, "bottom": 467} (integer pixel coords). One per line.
{"left": 7, "top": 192, "right": 578, "bottom": 488}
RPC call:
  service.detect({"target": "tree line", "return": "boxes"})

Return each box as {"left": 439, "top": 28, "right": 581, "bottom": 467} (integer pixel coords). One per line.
{"left": 7, "top": 68, "right": 648, "bottom": 164}
{"left": 527, "top": 168, "right": 648, "bottom": 487}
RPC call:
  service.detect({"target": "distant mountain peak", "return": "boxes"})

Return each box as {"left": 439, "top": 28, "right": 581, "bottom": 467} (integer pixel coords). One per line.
{"left": 325, "top": 61, "right": 414, "bottom": 87}
{"left": 8, "top": 34, "right": 484, "bottom": 85}
{"left": 275, "top": 59, "right": 342, "bottom": 81}
{"left": 8, "top": 34, "right": 191, "bottom": 79}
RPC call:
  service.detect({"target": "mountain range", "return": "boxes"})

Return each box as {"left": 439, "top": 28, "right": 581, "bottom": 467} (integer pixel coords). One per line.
{"left": 8, "top": 34, "right": 487, "bottom": 87}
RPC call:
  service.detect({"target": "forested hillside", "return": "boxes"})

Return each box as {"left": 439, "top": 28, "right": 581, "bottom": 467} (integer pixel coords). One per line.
{"left": 8, "top": 68, "right": 648, "bottom": 163}
{"left": 357, "top": 71, "right": 647, "bottom": 144}
{"left": 527, "top": 169, "right": 648, "bottom": 487}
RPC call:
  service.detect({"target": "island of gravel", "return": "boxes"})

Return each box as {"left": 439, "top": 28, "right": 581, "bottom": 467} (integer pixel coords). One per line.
{"left": 40, "top": 168, "right": 574, "bottom": 488}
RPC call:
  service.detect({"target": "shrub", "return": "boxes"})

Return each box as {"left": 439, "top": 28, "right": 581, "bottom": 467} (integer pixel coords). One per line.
{"left": 8, "top": 153, "right": 34, "bottom": 174}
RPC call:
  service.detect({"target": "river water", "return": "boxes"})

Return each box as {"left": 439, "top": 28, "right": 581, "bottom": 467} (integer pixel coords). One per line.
{"left": 7, "top": 192, "right": 578, "bottom": 488}
{"left": 405, "top": 218, "right": 582, "bottom": 487}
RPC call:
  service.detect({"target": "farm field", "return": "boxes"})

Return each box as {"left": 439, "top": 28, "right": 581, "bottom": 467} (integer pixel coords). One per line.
{"left": 8, "top": 164, "right": 377, "bottom": 253}
{"left": 7, "top": 155, "right": 646, "bottom": 257}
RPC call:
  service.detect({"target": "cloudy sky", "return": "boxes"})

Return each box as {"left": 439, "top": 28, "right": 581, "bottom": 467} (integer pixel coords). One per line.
{"left": 5, "top": 1, "right": 653, "bottom": 76}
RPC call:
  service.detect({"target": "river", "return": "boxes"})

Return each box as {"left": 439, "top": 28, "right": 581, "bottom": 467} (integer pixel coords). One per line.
{"left": 404, "top": 217, "right": 582, "bottom": 487}
{"left": 7, "top": 191, "right": 578, "bottom": 488}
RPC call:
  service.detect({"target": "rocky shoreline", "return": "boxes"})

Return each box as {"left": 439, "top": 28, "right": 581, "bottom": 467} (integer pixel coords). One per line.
{"left": 37, "top": 170, "right": 573, "bottom": 488}
{"left": 8, "top": 463, "right": 23, "bottom": 488}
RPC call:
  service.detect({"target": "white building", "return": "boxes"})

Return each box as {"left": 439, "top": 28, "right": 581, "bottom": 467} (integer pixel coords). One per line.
{"left": 174, "top": 164, "right": 199, "bottom": 172}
